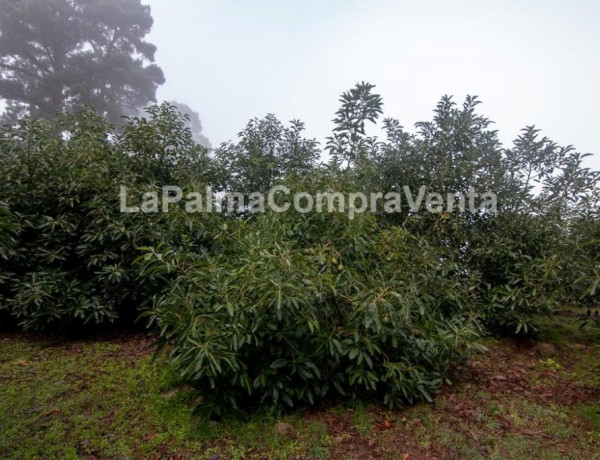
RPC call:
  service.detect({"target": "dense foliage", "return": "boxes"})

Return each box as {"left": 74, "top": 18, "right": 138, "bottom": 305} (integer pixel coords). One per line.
{"left": 140, "top": 194, "right": 482, "bottom": 417}
{"left": 0, "top": 83, "right": 598, "bottom": 415}
{"left": 0, "top": 104, "right": 210, "bottom": 330}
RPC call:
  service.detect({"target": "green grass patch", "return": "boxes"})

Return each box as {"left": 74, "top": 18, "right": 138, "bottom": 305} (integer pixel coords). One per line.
{"left": 0, "top": 334, "right": 330, "bottom": 459}
{"left": 1, "top": 310, "right": 599, "bottom": 459}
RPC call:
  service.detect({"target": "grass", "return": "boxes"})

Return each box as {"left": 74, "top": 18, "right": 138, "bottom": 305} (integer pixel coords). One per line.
{"left": 0, "top": 334, "right": 331, "bottom": 459}
{"left": 1, "top": 309, "right": 599, "bottom": 459}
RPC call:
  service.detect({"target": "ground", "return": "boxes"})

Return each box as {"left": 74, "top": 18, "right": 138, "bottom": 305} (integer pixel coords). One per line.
{"left": 0, "top": 311, "right": 599, "bottom": 459}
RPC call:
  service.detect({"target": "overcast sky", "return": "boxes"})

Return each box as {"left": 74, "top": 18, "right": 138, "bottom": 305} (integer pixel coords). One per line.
{"left": 144, "top": 0, "right": 600, "bottom": 171}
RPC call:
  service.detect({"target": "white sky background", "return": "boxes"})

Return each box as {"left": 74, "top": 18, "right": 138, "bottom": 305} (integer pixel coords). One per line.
{"left": 144, "top": 0, "right": 600, "bottom": 171}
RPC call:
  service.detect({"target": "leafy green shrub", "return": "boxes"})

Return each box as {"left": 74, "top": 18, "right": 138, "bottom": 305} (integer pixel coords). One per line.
{"left": 0, "top": 202, "right": 20, "bottom": 325}
{"left": 565, "top": 215, "right": 600, "bottom": 307}
{"left": 0, "top": 104, "right": 212, "bottom": 331}
{"left": 333, "top": 83, "right": 599, "bottom": 335}
{"left": 465, "top": 213, "right": 564, "bottom": 333}
{"left": 215, "top": 114, "right": 320, "bottom": 199}
{"left": 140, "top": 203, "right": 482, "bottom": 418}
{"left": 0, "top": 202, "right": 19, "bottom": 259}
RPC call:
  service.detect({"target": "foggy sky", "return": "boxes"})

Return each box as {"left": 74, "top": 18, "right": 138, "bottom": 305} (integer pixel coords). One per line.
{"left": 145, "top": 0, "right": 600, "bottom": 171}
